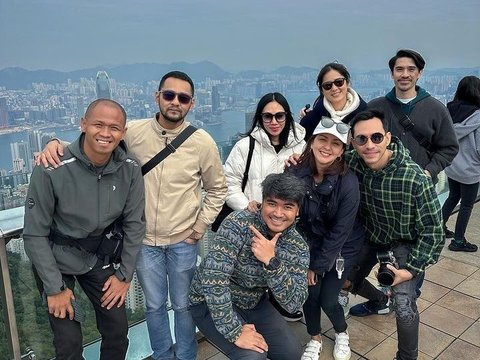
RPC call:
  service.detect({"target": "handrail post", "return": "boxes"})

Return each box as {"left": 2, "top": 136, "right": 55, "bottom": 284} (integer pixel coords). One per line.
{"left": 0, "top": 236, "right": 22, "bottom": 360}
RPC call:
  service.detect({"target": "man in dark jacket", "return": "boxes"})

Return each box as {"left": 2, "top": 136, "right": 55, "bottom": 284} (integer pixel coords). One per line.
{"left": 23, "top": 99, "right": 146, "bottom": 360}
{"left": 368, "top": 49, "right": 458, "bottom": 184}
{"left": 360, "top": 49, "right": 458, "bottom": 302}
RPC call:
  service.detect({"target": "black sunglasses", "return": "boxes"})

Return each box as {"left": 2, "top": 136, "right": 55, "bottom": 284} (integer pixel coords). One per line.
{"left": 320, "top": 117, "right": 350, "bottom": 134}
{"left": 261, "top": 112, "right": 287, "bottom": 123}
{"left": 159, "top": 90, "right": 193, "bottom": 105}
{"left": 321, "top": 77, "right": 346, "bottom": 91}
{"left": 353, "top": 133, "right": 385, "bottom": 146}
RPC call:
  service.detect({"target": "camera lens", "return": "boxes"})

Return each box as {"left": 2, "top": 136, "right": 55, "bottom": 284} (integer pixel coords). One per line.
{"left": 377, "top": 263, "right": 395, "bottom": 286}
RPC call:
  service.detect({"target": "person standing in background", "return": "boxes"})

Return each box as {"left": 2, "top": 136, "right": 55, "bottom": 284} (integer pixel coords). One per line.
{"left": 299, "top": 62, "right": 367, "bottom": 140}
{"left": 442, "top": 75, "right": 480, "bottom": 252}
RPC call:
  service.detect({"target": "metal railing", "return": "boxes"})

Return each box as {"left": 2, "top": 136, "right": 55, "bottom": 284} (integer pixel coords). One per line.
{"left": 0, "top": 206, "right": 24, "bottom": 360}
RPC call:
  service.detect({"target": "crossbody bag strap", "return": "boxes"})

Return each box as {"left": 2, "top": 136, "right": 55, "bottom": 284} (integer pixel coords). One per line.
{"left": 141, "top": 125, "right": 198, "bottom": 176}
{"left": 387, "top": 102, "right": 435, "bottom": 152}
{"left": 240, "top": 135, "right": 255, "bottom": 191}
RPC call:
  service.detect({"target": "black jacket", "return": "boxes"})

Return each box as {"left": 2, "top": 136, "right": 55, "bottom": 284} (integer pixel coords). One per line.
{"left": 300, "top": 94, "right": 368, "bottom": 140}
{"left": 290, "top": 165, "right": 364, "bottom": 275}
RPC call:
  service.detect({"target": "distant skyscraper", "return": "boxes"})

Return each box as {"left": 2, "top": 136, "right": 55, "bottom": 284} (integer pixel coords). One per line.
{"left": 0, "top": 97, "right": 8, "bottom": 128}
{"left": 11, "top": 141, "right": 32, "bottom": 173}
{"left": 211, "top": 85, "right": 220, "bottom": 114}
{"left": 28, "top": 130, "right": 43, "bottom": 154}
{"left": 96, "top": 71, "right": 112, "bottom": 99}
{"left": 76, "top": 97, "right": 85, "bottom": 119}
{"left": 125, "top": 272, "right": 145, "bottom": 312}
{"left": 245, "top": 111, "right": 255, "bottom": 132}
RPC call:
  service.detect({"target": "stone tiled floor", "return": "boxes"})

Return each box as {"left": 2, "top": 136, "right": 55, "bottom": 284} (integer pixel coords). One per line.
{"left": 196, "top": 204, "right": 480, "bottom": 359}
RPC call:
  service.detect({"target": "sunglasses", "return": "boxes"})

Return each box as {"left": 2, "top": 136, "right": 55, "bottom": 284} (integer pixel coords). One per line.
{"left": 353, "top": 132, "right": 385, "bottom": 146}
{"left": 159, "top": 90, "right": 193, "bottom": 105}
{"left": 320, "top": 117, "right": 350, "bottom": 134}
{"left": 320, "top": 77, "right": 346, "bottom": 91}
{"left": 261, "top": 112, "right": 287, "bottom": 123}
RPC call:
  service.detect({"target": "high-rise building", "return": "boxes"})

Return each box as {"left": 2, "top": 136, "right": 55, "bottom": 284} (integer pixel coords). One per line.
{"left": 0, "top": 97, "right": 8, "bottom": 128}
{"left": 211, "top": 85, "right": 220, "bottom": 114}
{"left": 95, "top": 71, "right": 112, "bottom": 99}
{"left": 245, "top": 111, "right": 255, "bottom": 132}
{"left": 125, "top": 272, "right": 145, "bottom": 312}
{"left": 11, "top": 141, "right": 32, "bottom": 173}
{"left": 28, "top": 130, "right": 43, "bottom": 154}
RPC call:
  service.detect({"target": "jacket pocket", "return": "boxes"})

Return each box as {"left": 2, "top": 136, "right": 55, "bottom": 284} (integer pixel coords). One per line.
{"left": 52, "top": 244, "right": 98, "bottom": 275}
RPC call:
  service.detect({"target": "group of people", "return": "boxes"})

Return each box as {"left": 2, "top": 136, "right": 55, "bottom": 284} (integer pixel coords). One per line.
{"left": 23, "top": 48, "right": 479, "bottom": 360}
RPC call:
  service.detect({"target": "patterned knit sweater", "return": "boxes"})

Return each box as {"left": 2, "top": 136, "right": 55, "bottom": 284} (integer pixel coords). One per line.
{"left": 189, "top": 210, "right": 309, "bottom": 343}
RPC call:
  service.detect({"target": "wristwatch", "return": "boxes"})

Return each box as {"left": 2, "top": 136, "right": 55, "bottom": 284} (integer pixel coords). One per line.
{"left": 265, "top": 256, "right": 281, "bottom": 271}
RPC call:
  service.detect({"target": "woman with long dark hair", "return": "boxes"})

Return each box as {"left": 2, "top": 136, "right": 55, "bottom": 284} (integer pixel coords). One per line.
{"left": 224, "top": 92, "right": 306, "bottom": 212}
{"left": 300, "top": 62, "right": 367, "bottom": 140}
{"left": 442, "top": 76, "right": 480, "bottom": 252}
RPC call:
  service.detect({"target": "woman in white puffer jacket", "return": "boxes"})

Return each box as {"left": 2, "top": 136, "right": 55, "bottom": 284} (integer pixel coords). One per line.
{"left": 224, "top": 92, "right": 306, "bottom": 212}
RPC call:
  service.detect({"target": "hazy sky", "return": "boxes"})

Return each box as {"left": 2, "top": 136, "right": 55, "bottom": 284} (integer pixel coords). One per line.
{"left": 1, "top": 0, "right": 479, "bottom": 72}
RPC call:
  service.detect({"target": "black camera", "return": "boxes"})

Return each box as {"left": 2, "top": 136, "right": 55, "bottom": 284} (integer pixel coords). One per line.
{"left": 376, "top": 251, "right": 398, "bottom": 286}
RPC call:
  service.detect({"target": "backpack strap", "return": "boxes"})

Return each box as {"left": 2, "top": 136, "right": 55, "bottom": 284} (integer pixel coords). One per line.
{"left": 141, "top": 125, "right": 197, "bottom": 176}
{"left": 387, "top": 102, "right": 435, "bottom": 152}
{"left": 241, "top": 136, "right": 255, "bottom": 191}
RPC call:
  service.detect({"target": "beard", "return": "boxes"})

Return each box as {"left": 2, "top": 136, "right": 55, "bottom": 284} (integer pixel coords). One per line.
{"left": 160, "top": 106, "right": 186, "bottom": 123}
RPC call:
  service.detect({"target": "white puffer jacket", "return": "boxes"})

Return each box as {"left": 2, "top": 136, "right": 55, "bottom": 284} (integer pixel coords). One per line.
{"left": 224, "top": 123, "right": 306, "bottom": 210}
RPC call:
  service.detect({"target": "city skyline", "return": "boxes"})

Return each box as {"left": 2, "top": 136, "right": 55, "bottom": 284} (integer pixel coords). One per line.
{"left": 1, "top": 0, "right": 480, "bottom": 72}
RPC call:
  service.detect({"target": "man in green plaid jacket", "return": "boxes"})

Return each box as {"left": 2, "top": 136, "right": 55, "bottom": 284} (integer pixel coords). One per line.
{"left": 345, "top": 109, "right": 444, "bottom": 360}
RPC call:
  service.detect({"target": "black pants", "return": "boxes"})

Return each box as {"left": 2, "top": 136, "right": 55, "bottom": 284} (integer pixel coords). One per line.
{"left": 190, "top": 294, "right": 302, "bottom": 360}
{"left": 442, "top": 178, "right": 479, "bottom": 240}
{"left": 34, "top": 261, "right": 129, "bottom": 360}
{"left": 303, "top": 265, "right": 351, "bottom": 336}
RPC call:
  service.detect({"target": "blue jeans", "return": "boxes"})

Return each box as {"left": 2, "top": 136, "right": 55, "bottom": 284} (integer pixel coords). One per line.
{"left": 136, "top": 242, "right": 198, "bottom": 360}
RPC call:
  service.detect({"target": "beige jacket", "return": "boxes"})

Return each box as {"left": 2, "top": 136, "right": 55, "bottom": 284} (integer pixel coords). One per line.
{"left": 125, "top": 115, "right": 227, "bottom": 245}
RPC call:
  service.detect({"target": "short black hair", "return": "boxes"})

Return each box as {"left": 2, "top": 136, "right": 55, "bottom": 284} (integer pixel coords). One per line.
{"left": 158, "top": 71, "right": 195, "bottom": 96}
{"left": 388, "top": 49, "right": 426, "bottom": 72}
{"left": 350, "top": 109, "right": 388, "bottom": 136}
{"left": 261, "top": 173, "right": 306, "bottom": 206}
{"left": 84, "top": 99, "right": 127, "bottom": 125}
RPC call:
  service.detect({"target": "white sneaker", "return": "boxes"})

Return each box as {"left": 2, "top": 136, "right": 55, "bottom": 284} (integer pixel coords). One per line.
{"left": 334, "top": 332, "right": 351, "bottom": 360}
{"left": 301, "top": 339, "right": 322, "bottom": 360}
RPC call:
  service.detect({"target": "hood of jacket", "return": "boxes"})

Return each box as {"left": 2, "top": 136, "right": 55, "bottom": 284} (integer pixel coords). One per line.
{"left": 385, "top": 86, "right": 431, "bottom": 116}
{"left": 447, "top": 100, "right": 479, "bottom": 124}
{"left": 451, "top": 109, "right": 480, "bottom": 141}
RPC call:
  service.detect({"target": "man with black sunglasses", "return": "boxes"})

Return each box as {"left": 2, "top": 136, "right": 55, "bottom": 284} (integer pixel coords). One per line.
{"left": 345, "top": 110, "right": 444, "bottom": 360}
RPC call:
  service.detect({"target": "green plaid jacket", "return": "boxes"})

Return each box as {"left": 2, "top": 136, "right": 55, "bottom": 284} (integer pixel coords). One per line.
{"left": 346, "top": 137, "right": 444, "bottom": 275}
